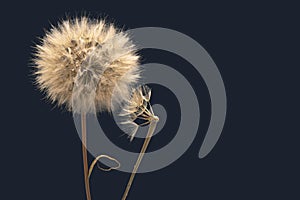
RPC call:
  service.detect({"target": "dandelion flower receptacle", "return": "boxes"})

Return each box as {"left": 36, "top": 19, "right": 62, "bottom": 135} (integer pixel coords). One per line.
{"left": 33, "top": 17, "right": 140, "bottom": 200}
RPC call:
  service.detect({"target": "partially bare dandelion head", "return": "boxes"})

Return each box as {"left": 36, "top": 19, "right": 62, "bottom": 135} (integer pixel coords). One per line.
{"left": 33, "top": 17, "right": 140, "bottom": 113}
{"left": 120, "top": 85, "right": 159, "bottom": 141}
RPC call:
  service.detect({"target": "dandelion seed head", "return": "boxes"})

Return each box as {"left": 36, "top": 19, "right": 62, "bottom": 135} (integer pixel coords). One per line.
{"left": 119, "top": 85, "right": 158, "bottom": 141}
{"left": 33, "top": 17, "right": 140, "bottom": 113}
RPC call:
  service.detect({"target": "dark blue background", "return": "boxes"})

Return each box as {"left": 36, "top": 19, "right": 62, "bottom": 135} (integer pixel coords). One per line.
{"left": 1, "top": 1, "right": 299, "bottom": 199}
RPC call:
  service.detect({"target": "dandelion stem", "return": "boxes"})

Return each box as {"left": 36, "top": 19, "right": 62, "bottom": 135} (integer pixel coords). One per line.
{"left": 88, "top": 155, "right": 121, "bottom": 178}
{"left": 81, "top": 113, "right": 92, "bottom": 200}
{"left": 121, "top": 119, "right": 158, "bottom": 200}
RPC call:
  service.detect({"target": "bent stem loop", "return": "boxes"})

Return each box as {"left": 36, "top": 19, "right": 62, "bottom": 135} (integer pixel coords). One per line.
{"left": 88, "top": 155, "right": 121, "bottom": 178}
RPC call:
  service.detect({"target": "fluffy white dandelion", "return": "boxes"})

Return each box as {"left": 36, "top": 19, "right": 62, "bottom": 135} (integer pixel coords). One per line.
{"left": 33, "top": 17, "right": 140, "bottom": 200}
{"left": 34, "top": 17, "right": 140, "bottom": 113}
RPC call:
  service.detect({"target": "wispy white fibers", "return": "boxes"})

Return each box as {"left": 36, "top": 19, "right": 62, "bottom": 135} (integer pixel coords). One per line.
{"left": 34, "top": 17, "right": 140, "bottom": 113}
{"left": 72, "top": 31, "right": 140, "bottom": 113}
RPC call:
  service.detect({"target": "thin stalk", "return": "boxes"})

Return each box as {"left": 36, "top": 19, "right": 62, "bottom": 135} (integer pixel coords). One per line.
{"left": 81, "top": 113, "right": 92, "bottom": 200}
{"left": 88, "top": 155, "right": 121, "bottom": 178}
{"left": 121, "top": 119, "right": 158, "bottom": 200}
